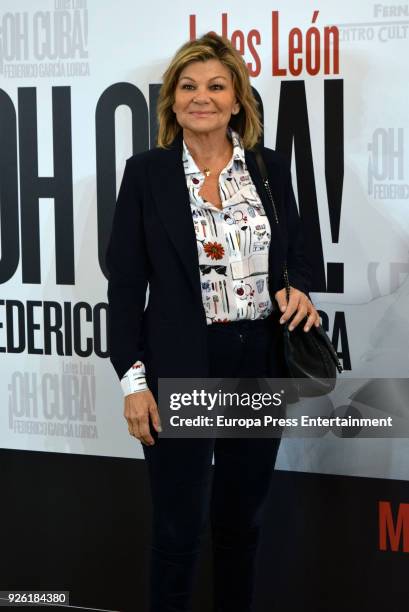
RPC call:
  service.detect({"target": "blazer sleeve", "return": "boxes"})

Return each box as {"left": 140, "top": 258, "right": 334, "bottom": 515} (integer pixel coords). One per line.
{"left": 105, "top": 157, "right": 150, "bottom": 382}
{"left": 282, "top": 161, "right": 312, "bottom": 297}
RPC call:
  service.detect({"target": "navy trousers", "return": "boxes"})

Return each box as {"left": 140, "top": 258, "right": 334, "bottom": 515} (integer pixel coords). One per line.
{"left": 142, "top": 317, "right": 284, "bottom": 612}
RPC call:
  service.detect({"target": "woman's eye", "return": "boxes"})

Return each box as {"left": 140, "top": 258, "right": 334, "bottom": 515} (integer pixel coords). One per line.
{"left": 180, "top": 83, "right": 224, "bottom": 90}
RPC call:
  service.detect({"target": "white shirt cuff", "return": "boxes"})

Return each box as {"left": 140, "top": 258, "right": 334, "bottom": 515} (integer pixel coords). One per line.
{"left": 120, "top": 361, "right": 149, "bottom": 396}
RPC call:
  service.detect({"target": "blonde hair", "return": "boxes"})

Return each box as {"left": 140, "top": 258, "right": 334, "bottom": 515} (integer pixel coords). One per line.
{"left": 156, "top": 32, "right": 263, "bottom": 149}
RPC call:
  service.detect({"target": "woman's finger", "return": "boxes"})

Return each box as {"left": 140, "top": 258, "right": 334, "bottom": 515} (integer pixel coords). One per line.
{"left": 274, "top": 288, "right": 288, "bottom": 313}
{"left": 136, "top": 415, "right": 155, "bottom": 446}
{"left": 149, "top": 403, "right": 162, "bottom": 433}
{"left": 302, "top": 309, "right": 318, "bottom": 332}
{"left": 287, "top": 304, "right": 308, "bottom": 330}
{"left": 280, "top": 289, "right": 301, "bottom": 323}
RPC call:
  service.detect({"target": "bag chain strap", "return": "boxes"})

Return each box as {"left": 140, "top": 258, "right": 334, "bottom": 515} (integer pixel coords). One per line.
{"left": 257, "top": 150, "right": 344, "bottom": 373}
{"left": 262, "top": 175, "right": 291, "bottom": 304}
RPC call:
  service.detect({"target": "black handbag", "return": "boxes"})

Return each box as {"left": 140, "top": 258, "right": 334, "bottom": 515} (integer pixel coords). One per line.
{"left": 254, "top": 148, "right": 343, "bottom": 397}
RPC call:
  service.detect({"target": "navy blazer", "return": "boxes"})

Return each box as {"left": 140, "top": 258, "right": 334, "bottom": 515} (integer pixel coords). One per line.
{"left": 105, "top": 130, "right": 312, "bottom": 399}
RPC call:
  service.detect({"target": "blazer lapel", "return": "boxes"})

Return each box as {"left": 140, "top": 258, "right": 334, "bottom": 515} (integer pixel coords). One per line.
{"left": 149, "top": 130, "right": 203, "bottom": 304}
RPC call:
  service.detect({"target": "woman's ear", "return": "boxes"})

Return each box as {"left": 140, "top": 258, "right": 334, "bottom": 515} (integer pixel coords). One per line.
{"left": 232, "top": 101, "right": 240, "bottom": 115}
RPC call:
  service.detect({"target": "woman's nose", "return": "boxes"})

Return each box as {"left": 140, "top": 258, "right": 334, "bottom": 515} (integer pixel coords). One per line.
{"left": 191, "top": 90, "right": 211, "bottom": 103}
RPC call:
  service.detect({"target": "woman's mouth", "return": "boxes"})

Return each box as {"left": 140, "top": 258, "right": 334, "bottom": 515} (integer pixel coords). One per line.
{"left": 189, "top": 111, "right": 215, "bottom": 117}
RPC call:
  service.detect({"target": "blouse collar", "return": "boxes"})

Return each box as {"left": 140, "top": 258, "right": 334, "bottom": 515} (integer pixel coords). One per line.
{"left": 182, "top": 126, "right": 245, "bottom": 175}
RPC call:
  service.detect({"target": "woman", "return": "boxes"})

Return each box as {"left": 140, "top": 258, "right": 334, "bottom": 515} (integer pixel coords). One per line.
{"left": 106, "top": 32, "right": 319, "bottom": 612}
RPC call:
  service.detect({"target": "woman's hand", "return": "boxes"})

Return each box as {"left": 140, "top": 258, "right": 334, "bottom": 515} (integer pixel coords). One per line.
{"left": 274, "top": 286, "right": 320, "bottom": 332}
{"left": 124, "top": 390, "right": 162, "bottom": 446}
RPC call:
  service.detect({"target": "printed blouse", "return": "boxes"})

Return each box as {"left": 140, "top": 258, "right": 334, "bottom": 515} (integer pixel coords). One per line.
{"left": 120, "top": 127, "right": 273, "bottom": 396}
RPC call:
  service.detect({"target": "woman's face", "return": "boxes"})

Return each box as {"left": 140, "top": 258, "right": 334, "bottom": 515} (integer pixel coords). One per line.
{"left": 172, "top": 58, "right": 240, "bottom": 136}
